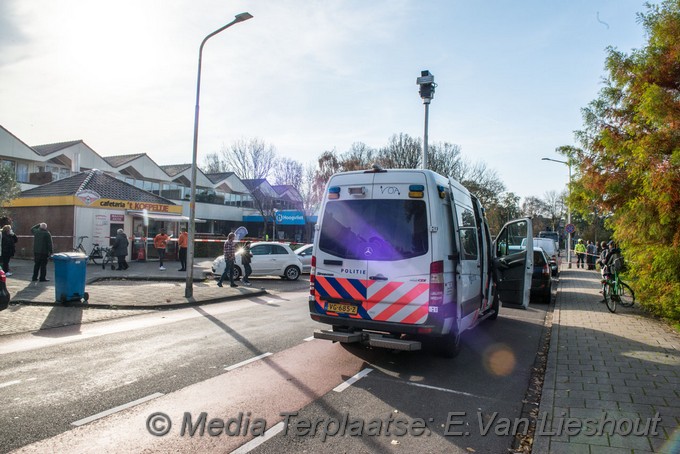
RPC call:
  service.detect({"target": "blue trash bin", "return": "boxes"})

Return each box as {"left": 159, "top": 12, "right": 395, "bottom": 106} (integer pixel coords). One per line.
{"left": 53, "top": 252, "right": 89, "bottom": 303}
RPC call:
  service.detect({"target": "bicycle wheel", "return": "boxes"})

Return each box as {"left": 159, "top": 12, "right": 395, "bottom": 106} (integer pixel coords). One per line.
{"left": 604, "top": 284, "right": 617, "bottom": 313}
{"left": 617, "top": 282, "right": 635, "bottom": 307}
{"left": 89, "top": 249, "right": 99, "bottom": 264}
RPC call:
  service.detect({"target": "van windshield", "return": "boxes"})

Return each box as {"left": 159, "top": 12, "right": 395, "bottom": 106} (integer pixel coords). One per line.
{"left": 318, "top": 199, "right": 428, "bottom": 261}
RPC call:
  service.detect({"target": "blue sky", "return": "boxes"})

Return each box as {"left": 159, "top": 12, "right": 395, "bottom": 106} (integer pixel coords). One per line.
{"left": 0, "top": 0, "right": 652, "bottom": 200}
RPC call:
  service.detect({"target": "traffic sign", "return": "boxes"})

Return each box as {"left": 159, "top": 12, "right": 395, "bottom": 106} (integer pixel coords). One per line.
{"left": 565, "top": 223, "right": 576, "bottom": 234}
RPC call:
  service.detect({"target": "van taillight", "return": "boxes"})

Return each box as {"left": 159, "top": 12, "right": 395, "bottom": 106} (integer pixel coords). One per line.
{"left": 309, "top": 255, "right": 316, "bottom": 297}
{"left": 543, "top": 264, "right": 550, "bottom": 277}
{"left": 0, "top": 270, "right": 5, "bottom": 283}
{"left": 429, "top": 260, "right": 444, "bottom": 306}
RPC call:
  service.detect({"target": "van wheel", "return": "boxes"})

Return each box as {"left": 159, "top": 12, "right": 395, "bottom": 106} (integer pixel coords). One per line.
{"left": 284, "top": 266, "right": 300, "bottom": 281}
{"left": 439, "top": 330, "right": 462, "bottom": 358}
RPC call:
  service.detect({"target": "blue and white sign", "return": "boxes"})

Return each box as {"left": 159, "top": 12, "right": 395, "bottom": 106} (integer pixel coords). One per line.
{"left": 275, "top": 210, "right": 305, "bottom": 225}
{"left": 242, "top": 210, "right": 307, "bottom": 225}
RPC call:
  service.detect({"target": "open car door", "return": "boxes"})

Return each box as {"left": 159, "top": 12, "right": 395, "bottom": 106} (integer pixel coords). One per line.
{"left": 493, "top": 218, "right": 533, "bottom": 309}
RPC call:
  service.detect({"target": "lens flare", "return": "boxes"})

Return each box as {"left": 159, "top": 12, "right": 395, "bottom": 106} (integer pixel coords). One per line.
{"left": 483, "top": 343, "right": 516, "bottom": 377}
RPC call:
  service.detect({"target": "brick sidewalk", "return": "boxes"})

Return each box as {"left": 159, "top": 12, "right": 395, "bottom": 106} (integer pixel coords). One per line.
{"left": 533, "top": 268, "right": 680, "bottom": 453}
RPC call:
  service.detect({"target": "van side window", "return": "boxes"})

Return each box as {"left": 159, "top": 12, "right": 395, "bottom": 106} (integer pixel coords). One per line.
{"left": 457, "top": 207, "right": 478, "bottom": 260}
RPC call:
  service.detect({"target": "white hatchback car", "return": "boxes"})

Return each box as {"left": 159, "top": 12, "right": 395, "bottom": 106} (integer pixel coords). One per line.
{"left": 293, "top": 243, "right": 313, "bottom": 273}
{"left": 212, "top": 241, "right": 304, "bottom": 281}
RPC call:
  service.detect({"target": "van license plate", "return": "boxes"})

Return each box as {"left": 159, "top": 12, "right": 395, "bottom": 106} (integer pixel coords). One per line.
{"left": 327, "top": 303, "right": 358, "bottom": 315}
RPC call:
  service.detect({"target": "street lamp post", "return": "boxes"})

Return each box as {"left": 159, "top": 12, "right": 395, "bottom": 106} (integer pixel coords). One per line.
{"left": 273, "top": 208, "right": 279, "bottom": 241}
{"left": 185, "top": 12, "right": 253, "bottom": 298}
{"left": 416, "top": 70, "right": 435, "bottom": 169}
{"left": 542, "top": 157, "right": 573, "bottom": 269}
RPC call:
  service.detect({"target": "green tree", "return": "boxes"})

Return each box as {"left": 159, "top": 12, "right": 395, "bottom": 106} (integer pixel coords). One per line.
{"left": 486, "top": 192, "right": 521, "bottom": 236}
{"left": 0, "top": 164, "right": 21, "bottom": 220}
{"left": 564, "top": 0, "right": 680, "bottom": 319}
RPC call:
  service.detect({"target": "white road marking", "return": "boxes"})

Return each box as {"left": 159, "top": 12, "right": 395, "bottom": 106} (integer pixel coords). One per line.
{"left": 225, "top": 353, "right": 273, "bottom": 371}
{"left": 0, "top": 377, "right": 37, "bottom": 388}
{"left": 403, "top": 381, "right": 484, "bottom": 398}
{"left": 0, "top": 379, "right": 21, "bottom": 389}
{"left": 333, "top": 368, "right": 373, "bottom": 392}
{"left": 71, "top": 392, "right": 164, "bottom": 427}
{"left": 230, "top": 421, "right": 284, "bottom": 454}
{"left": 303, "top": 336, "right": 315, "bottom": 342}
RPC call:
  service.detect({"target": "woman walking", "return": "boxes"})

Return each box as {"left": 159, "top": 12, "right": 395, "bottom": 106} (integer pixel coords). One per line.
{"left": 112, "top": 229, "right": 130, "bottom": 271}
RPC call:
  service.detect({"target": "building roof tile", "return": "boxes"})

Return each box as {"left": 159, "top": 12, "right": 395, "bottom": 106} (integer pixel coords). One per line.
{"left": 32, "top": 140, "right": 84, "bottom": 156}
{"left": 19, "top": 169, "right": 176, "bottom": 205}
{"left": 103, "top": 153, "right": 146, "bottom": 167}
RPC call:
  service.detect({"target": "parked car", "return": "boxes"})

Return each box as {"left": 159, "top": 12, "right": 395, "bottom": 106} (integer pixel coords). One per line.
{"left": 538, "top": 230, "right": 560, "bottom": 253}
{"left": 523, "top": 237, "right": 560, "bottom": 277}
{"left": 0, "top": 270, "right": 10, "bottom": 311}
{"left": 531, "top": 247, "right": 552, "bottom": 303}
{"left": 212, "top": 241, "right": 303, "bottom": 281}
{"left": 293, "top": 243, "right": 313, "bottom": 273}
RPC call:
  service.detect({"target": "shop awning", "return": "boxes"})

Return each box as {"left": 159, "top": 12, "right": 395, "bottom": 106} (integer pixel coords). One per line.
{"left": 126, "top": 210, "right": 206, "bottom": 223}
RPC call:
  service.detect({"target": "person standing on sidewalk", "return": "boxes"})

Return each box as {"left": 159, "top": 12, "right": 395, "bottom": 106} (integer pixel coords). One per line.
{"left": 241, "top": 242, "right": 253, "bottom": 286}
{"left": 31, "top": 222, "right": 53, "bottom": 282}
{"left": 217, "top": 232, "right": 237, "bottom": 288}
{"left": 112, "top": 229, "right": 129, "bottom": 271}
{"left": 177, "top": 227, "right": 188, "bottom": 271}
{"left": 154, "top": 229, "right": 170, "bottom": 271}
{"left": 575, "top": 239, "right": 587, "bottom": 268}
{"left": 586, "top": 240, "right": 597, "bottom": 270}
{"left": 1, "top": 225, "right": 18, "bottom": 276}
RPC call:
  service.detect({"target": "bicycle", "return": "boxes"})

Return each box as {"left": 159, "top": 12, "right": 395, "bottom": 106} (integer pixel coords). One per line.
{"left": 73, "top": 236, "right": 104, "bottom": 264}
{"left": 602, "top": 257, "right": 635, "bottom": 313}
{"left": 73, "top": 236, "right": 88, "bottom": 255}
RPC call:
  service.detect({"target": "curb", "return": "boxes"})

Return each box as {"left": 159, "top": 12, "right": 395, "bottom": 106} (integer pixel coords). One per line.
{"left": 9, "top": 289, "right": 267, "bottom": 310}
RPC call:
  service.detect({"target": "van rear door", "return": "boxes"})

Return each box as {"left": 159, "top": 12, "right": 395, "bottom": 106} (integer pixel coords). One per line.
{"left": 494, "top": 218, "right": 533, "bottom": 308}
{"left": 313, "top": 172, "right": 373, "bottom": 320}
{"left": 313, "top": 171, "right": 431, "bottom": 325}
{"left": 367, "top": 172, "right": 430, "bottom": 325}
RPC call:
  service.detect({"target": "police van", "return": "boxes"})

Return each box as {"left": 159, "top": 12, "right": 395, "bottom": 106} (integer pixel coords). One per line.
{"left": 309, "top": 167, "right": 533, "bottom": 357}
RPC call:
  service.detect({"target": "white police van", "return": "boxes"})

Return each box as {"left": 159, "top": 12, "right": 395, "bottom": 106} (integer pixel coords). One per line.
{"left": 309, "top": 167, "right": 533, "bottom": 357}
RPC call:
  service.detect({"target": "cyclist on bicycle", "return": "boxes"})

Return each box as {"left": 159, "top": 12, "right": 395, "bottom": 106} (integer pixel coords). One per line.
{"left": 598, "top": 240, "right": 621, "bottom": 302}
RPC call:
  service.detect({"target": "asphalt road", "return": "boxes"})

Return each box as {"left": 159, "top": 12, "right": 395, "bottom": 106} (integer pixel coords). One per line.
{"left": 0, "top": 278, "right": 550, "bottom": 453}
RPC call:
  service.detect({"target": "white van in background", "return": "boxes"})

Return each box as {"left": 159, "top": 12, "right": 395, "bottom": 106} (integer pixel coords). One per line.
{"left": 309, "top": 167, "right": 533, "bottom": 357}
{"left": 523, "top": 237, "right": 560, "bottom": 277}
{"left": 538, "top": 230, "right": 560, "bottom": 252}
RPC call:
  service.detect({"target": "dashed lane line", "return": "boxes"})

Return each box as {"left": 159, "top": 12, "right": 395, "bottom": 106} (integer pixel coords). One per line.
{"left": 230, "top": 421, "right": 285, "bottom": 454}
{"left": 230, "top": 367, "right": 374, "bottom": 453}
{"left": 333, "top": 368, "right": 373, "bottom": 393}
{"left": 71, "top": 392, "right": 164, "bottom": 427}
{"left": 0, "top": 377, "right": 37, "bottom": 389}
{"left": 225, "top": 353, "right": 273, "bottom": 371}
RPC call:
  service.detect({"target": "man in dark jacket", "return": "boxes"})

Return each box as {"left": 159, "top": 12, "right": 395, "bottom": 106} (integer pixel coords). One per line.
{"left": 31, "top": 223, "right": 53, "bottom": 282}
{"left": 112, "top": 229, "right": 129, "bottom": 270}
{"left": 1, "top": 225, "right": 18, "bottom": 276}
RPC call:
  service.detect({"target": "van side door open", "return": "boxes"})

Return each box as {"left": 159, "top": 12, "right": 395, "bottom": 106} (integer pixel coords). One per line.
{"left": 494, "top": 218, "right": 533, "bottom": 309}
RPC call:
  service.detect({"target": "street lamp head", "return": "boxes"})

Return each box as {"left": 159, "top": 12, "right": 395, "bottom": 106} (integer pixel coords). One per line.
{"left": 235, "top": 12, "right": 253, "bottom": 22}
{"left": 541, "top": 157, "right": 568, "bottom": 165}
